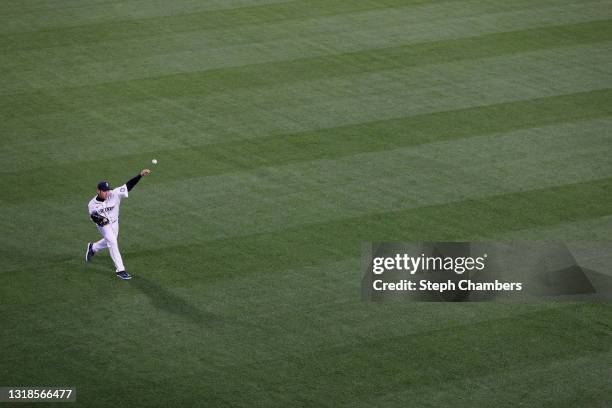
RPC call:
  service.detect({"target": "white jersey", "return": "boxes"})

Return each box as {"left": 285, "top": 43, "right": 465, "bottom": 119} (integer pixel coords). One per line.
{"left": 88, "top": 184, "right": 129, "bottom": 224}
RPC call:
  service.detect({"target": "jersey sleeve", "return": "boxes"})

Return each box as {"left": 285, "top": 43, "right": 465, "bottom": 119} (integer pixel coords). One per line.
{"left": 113, "top": 184, "right": 129, "bottom": 200}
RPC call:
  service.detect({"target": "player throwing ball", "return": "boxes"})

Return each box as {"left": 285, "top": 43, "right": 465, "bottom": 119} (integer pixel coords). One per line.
{"left": 85, "top": 169, "right": 151, "bottom": 280}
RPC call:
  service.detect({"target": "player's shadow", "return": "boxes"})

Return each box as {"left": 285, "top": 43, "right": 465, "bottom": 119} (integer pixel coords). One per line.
{"left": 131, "top": 276, "right": 221, "bottom": 327}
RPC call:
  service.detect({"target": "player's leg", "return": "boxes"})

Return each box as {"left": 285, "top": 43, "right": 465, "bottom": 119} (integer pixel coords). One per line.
{"left": 91, "top": 238, "right": 108, "bottom": 252}
{"left": 106, "top": 237, "right": 125, "bottom": 272}
{"left": 86, "top": 235, "right": 107, "bottom": 262}
{"left": 106, "top": 223, "right": 129, "bottom": 279}
{"left": 95, "top": 224, "right": 126, "bottom": 275}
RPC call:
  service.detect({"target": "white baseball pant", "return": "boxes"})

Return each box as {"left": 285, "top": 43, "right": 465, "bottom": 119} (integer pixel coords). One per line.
{"left": 92, "top": 221, "right": 125, "bottom": 272}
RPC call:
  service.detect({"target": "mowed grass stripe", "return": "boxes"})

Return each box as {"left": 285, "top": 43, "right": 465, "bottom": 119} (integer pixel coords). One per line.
{"left": 15, "top": 302, "right": 596, "bottom": 407}
{"left": 0, "top": 0, "right": 294, "bottom": 22}
{"left": 3, "top": 278, "right": 607, "bottom": 408}
{"left": 3, "top": 41, "right": 610, "bottom": 161}
{"left": 2, "top": 260, "right": 576, "bottom": 373}
{"left": 499, "top": 215, "right": 612, "bottom": 241}
{"left": 2, "top": 117, "right": 609, "bottom": 271}
{"left": 362, "top": 352, "right": 612, "bottom": 408}
{"left": 1, "top": 0, "right": 575, "bottom": 29}
{"left": 4, "top": 0, "right": 606, "bottom": 92}
{"left": 200, "top": 306, "right": 611, "bottom": 406}
{"left": 124, "top": 177, "right": 612, "bottom": 283}
{"left": 0, "top": 0, "right": 434, "bottom": 41}
{"left": 5, "top": 176, "right": 610, "bottom": 276}
{"left": 3, "top": 19, "right": 611, "bottom": 118}
{"left": 1, "top": 88, "right": 610, "bottom": 202}
{"left": 0, "top": 256, "right": 558, "bottom": 345}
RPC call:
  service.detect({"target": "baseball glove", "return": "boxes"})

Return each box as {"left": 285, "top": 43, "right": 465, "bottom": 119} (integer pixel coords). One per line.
{"left": 90, "top": 212, "right": 109, "bottom": 226}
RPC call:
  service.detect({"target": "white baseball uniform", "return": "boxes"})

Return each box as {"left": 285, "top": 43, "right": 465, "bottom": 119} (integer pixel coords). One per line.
{"left": 88, "top": 184, "right": 129, "bottom": 272}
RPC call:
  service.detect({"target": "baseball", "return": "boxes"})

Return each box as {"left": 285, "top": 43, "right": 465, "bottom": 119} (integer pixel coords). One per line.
{"left": 152, "top": 159, "right": 157, "bottom": 164}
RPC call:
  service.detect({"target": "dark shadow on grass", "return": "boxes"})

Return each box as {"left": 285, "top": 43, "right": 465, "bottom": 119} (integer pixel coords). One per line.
{"left": 81, "top": 261, "right": 222, "bottom": 326}
{"left": 130, "top": 276, "right": 221, "bottom": 327}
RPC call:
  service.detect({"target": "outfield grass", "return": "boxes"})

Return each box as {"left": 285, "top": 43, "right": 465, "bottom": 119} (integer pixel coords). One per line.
{"left": 1, "top": 0, "right": 611, "bottom": 406}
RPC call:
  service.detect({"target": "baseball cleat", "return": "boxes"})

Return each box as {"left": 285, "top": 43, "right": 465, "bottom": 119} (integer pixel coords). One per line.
{"left": 116, "top": 271, "right": 132, "bottom": 280}
{"left": 85, "top": 242, "right": 95, "bottom": 262}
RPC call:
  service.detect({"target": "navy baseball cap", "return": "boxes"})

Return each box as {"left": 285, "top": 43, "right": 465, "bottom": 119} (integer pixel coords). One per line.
{"left": 97, "top": 181, "right": 111, "bottom": 191}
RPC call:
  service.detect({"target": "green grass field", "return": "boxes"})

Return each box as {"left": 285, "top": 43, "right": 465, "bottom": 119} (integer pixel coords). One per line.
{"left": 1, "top": 0, "right": 612, "bottom": 406}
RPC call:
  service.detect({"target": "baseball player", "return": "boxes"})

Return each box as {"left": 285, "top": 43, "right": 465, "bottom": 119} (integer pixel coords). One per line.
{"left": 85, "top": 169, "right": 151, "bottom": 280}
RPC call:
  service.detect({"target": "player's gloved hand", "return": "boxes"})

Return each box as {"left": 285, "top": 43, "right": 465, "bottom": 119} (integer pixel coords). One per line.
{"left": 90, "top": 212, "right": 109, "bottom": 226}
{"left": 140, "top": 169, "right": 151, "bottom": 176}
